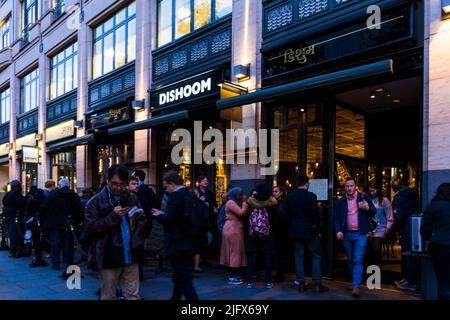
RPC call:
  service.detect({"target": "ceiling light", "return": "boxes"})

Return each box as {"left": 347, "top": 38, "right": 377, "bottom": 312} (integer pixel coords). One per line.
{"left": 370, "top": 89, "right": 376, "bottom": 99}
{"left": 375, "top": 88, "right": 385, "bottom": 93}
{"left": 393, "top": 99, "right": 401, "bottom": 103}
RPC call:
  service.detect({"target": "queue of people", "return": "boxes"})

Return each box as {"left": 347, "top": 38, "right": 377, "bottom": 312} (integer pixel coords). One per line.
{"left": 1, "top": 167, "right": 449, "bottom": 300}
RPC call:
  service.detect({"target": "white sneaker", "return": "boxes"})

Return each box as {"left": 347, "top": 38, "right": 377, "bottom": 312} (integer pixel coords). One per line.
{"left": 227, "top": 277, "right": 243, "bottom": 285}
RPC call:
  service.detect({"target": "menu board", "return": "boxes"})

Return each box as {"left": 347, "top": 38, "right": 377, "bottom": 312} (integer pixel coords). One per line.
{"left": 309, "top": 179, "right": 329, "bottom": 201}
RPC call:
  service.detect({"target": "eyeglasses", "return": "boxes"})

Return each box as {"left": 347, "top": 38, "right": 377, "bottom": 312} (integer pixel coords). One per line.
{"left": 110, "top": 181, "right": 127, "bottom": 187}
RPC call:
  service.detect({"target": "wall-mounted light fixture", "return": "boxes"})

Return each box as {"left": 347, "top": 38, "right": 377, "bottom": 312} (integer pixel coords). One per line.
{"left": 233, "top": 64, "right": 250, "bottom": 82}
{"left": 443, "top": 0, "right": 450, "bottom": 19}
{"left": 131, "top": 99, "right": 145, "bottom": 112}
{"left": 35, "top": 133, "right": 43, "bottom": 141}
{"left": 74, "top": 120, "right": 84, "bottom": 129}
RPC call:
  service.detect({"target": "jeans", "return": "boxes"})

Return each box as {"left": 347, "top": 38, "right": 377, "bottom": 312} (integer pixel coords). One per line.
{"left": 400, "top": 234, "right": 417, "bottom": 285}
{"left": 48, "top": 229, "right": 74, "bottom": 269}
{"left": 343, "top": 231, "right": 368, "bottom": 289}
{"left": 170, "top": 252, "right": 198, "bottom": 301}
{"left": 247, "top": 253, "right": 273, "bottom": 283}
{"left": 294, "top": 235, "right": 322, "bottom": 284}
{"left": 430, "top": 244, "right": 450, "bottom": 300}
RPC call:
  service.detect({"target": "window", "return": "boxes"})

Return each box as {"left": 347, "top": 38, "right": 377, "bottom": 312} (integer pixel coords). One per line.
{"left": 0, "top": 17, "right": 10, "bottom": 50}
{"left": 50, "top": 42, "right": 78, "bottom": 100}
{"left": 0, "top": 88, "right": 10, "bottom": 124}
{"left": 157, "top": 0, "right": 232, "bottom": 47}
{"left": 20, "top": 69, "right": 39, "bottom": 114}
{"left": 93, "top": 2, "right": 136, "bottom": 79}
{"left": 335, "top": 106, "right": 365, "bottom": 158}
{"left": 23, "top": 0, "right": 39, "bottom": 31}
{"left": 52, "top": 0, "right": 65, "bottom": 18}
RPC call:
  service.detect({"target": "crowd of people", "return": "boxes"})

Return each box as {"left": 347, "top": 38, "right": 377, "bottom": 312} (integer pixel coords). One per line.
{"left": 1, "top": 167, "right": 449, "bottom": 300}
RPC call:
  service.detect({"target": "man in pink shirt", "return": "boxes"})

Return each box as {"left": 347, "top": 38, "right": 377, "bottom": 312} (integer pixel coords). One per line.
{"left": 334, "top": 178, "right": 376, "bottom": 298}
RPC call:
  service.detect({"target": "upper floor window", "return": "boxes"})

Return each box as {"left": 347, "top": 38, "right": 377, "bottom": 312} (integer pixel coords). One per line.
{"left": 0, "top": 17, "right": 10, "bottom": 50}
{"left": 52, "top": 0, "right": 65, "bottom": 17}
{"left": 23, "top": 0, "right": 39, "bottom": 31}
{"left": 157, "top": 0, "right": 232, "bottom": 47}
{"left": 93, "top": 1, "right": 136, "bottom": 79}
{"left": 20, "top": 69, "right": 39, "bottom": 114}
{"left": 50, "top": 42, "right": 78, "bottom": 100}
{"left": 0, "top": 88, "right": 10, "bottom": 124}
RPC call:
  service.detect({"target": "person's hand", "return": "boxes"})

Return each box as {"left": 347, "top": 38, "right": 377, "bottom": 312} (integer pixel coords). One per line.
{"left": 336, "top": 232, "right": 344, "bottom": 240}
{"left": 114, "top": 206, "right": 129, "bottom": 218}
{"left": 358, "top": 200, "right": 369, "bottom": 211}
{"left": 199, "top": 196, "right": 206, "bottom": 201}
{"left": 151, "top": 208, "right": 164, "bottom": 216}
{"left": 242, "top": 194, "right": 248, "bottom": 202}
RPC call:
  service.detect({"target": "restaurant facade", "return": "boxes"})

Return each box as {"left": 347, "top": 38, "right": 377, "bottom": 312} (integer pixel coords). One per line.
{"left": 0, "top": 0, "right": 449, "bottom": 285}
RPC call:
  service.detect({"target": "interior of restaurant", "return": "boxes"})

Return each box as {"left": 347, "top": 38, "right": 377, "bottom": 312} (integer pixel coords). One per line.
{"left": 271, "top": 75, "right": 421, "bottom": 281}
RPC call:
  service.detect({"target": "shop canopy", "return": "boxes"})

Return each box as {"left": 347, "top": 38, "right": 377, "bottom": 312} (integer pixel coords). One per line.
{"left": 46, "top": 134, "right": 95, "bottom": 152}
{"left": 107, "top": 110, "right": 189, "bottom": 135}
{"left": 216, "top": 59, "right": 393, "bottom": 110}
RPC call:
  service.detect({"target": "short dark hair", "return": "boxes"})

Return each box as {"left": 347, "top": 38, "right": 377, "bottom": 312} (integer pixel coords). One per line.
{"left": 296, "top": 174, "right": 310, "bottom": 187}
{"left": 107, "top": 164, "right": 129, "bottom": 182}
{"left": 433, "top": 183, "right": 450, "bottom": 201}
{"left": 163, "top": 171, "right": 184, "bottom": 186}
{"left": 345, "top": 177, "right": 356, "bottom": 184}
{"left": 132, "top": 169, "right": 146, "bottom": 182}
{"left": 197, "top": 175, "right": 207, "bottom": 183}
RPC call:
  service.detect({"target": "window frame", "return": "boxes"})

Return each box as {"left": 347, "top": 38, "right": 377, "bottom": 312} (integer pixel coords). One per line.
{"left": 157, "top": 0, "right": 232, "bottom": 47}
{"left": 49, "top": 42, "right": 78, "bottom": 100}
{"left": 0, "top": 17, "right": 10, "bottom": 50}
{"left": 0, "top": 87, "right": 10, "bottom": 124}
{"left": 92, "top": 2, "right": 136, "bottom": 79}
{"left": 20, "top": 68, "right": 40, "bottom": 115}
{"left": 23, "top": 0, "right": 39, "bottom": 31}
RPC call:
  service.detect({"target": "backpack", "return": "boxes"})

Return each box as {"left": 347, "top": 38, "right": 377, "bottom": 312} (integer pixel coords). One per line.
{"left": 182, "top": 192, "right": 210, "bottom": 242}
{"left": 217, "top": 204, "right": 226, "bottom": 233}
{"left": 249, "top": 207, "right": 270, "bottom": 237}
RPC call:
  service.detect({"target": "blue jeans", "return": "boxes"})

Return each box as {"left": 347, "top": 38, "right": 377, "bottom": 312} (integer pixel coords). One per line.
{"left": 343, "top": 231, "right": 368, "bottom": 289}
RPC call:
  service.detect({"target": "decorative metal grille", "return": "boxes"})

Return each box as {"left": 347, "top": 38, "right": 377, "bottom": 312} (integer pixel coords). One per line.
{"left": 298, "top": 0, "right": 328, "bottom": 20}
{"left": 267, "top": 3, "right": 293, "bottom": 32}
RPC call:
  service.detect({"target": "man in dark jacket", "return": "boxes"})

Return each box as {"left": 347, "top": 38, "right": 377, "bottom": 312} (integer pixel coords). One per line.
{"left": 131, "top": 170, "right": 154, "bottom": 281}
{"left": 334, "top": 177, "right": 376, "bottom": 298}
{"left": 2, "top": 180, "right": 25, "bottom": 258}
{"left": 286, "top": 174, "right": 329, "bottom": 293}
{"left": 25, "top": 186, "right": 49, "bottom": 267}
{"left": 85, "top": 165, "right": 148, "bottom": 300}
{"left": 391, "top": 179, "right": 419, "bottom": 291}
{"left": 152, "top": 171, "right": 199, "bottom": 301}
{"left": 45, "top": 178, "right": 81, "bottom": 274}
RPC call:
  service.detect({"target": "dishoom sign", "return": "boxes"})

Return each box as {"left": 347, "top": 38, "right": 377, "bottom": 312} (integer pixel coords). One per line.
{"left": 151, "top": 70, "right": 222, "bottom": 110}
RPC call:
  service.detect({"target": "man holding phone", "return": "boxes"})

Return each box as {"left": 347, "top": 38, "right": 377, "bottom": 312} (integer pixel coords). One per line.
{"left": 334, "top": 177, "right": 376, "bottom": 298}
{"left": 85, "top": 165, "right": 148, "bottom": 300}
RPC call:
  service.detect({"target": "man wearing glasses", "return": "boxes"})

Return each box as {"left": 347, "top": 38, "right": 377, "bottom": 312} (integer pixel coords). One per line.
{"left": 85, "top": 165, "right": 148, "bottom": 300}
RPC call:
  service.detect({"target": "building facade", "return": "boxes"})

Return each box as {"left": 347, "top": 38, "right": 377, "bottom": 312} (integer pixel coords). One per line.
{"left": 0, "top": 0, "right": 448, "bottom": 280}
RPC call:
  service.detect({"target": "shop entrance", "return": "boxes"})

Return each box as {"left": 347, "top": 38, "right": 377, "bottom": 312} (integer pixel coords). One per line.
{"left": 155, "top": 116, "right": 230, "bottom": 208}
{"left": 268, "top": 76, "right": 422, "bottom": 281}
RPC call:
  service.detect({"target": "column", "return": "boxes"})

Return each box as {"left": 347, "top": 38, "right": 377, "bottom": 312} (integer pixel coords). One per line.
{"left": 134, "top": 0, "right": 153, "bottom": 184}
{"left": 37, "top": 52, "right": 49, "bottom": 188}
{"left": 229, "top": 0, "right": 265, "bottom": 193}
{"left": 423, "top": 1, "right": 450, "bottom": 203}
{"left": 76, "top": 16, "right": 93, "bottom": 190}
{"left": 9, "top": 76, "right": 20, "bottom": 180}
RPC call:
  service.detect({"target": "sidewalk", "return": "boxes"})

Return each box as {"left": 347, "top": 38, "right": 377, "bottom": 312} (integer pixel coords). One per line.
{"left": 0, "top": 251, "right": 420, "bottom": 300}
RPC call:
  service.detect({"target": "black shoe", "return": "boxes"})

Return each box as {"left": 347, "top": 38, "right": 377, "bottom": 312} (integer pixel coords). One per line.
{"left": 59, "top": 271, "right": 70, "bottom": 280}
{"left": 29, "top": 260, "right": 49, "bottom": 268}
{"left": 298, "top": 281, "right": 309, "bottom": 292}
{"left": 8, "top": 252, "right": 15, "bottom": 258}
{"left": 14, "top": 252, "right": 26, "bottom": 258}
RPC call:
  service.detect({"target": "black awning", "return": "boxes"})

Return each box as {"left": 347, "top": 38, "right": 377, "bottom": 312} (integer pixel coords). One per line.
{"left": 216, "top": 59, "right": 393, "bottom": 110}
{"left": 46, "top": 134, "right": 94, "bottom": 153}
{"left": 108, "top": 110, "right": 189, "bottom": 135}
